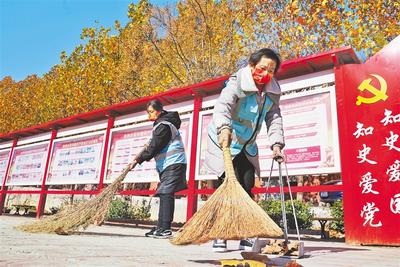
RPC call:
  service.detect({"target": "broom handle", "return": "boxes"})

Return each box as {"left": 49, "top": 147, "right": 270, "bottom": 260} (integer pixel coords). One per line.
{"left": 284, "top": 162, "right": 301, "bottom": 242}
{"left": 222, "top": 147, "right": 236, "bottom": 182}
{"left": 278, "top": 162, "right": 289, "bottom": 243}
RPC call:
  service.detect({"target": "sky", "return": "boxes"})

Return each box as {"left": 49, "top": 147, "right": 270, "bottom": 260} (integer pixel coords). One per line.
{"left": 0, "top": 0, "right": 174, "bottom": 82}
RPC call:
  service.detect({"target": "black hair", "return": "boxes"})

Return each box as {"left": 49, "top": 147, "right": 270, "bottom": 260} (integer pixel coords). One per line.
{"left": 147, "top": 99, "right": 164, "bottom": 112}
{"left": 248, "top": 48, "right": 281, "bottom": 74}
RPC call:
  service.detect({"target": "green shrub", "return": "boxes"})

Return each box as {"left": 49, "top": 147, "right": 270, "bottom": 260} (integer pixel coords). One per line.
{"left": 259, "top": 199, "right": 313, "bottom": 229}
{"left": 329, "top": 200, "right": 344, "bottom": 233}
{"left": 107, "top": 198, "right": 151, "bottom": 220}
{"left": 107, "top": 198, "right": 132, "bottom": 219}
{"left": 131, "top": 199, "right": 151, "bottom": 220}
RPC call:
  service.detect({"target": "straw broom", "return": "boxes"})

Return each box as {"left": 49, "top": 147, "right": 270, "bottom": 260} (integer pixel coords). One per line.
{"left": 16, "top": 163, "right": 136, "bottom": 235}
{"left": 171, "top": 147, "right": 283, "bottom": 245}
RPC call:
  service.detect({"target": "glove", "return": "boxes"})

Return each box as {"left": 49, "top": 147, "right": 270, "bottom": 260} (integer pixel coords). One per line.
{"left": 272, "top": 144, "right": 284, "bottom": 163}
{"left": 218, "top": 128, "right": 232, "bottom": 148}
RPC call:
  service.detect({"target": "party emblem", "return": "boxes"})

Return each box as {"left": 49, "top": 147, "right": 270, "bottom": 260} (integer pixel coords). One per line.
{"left": 356, "top": 74, "right": 388, "bottom": 106}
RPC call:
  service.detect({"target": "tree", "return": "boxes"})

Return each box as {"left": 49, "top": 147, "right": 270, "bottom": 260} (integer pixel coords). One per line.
{"left": 253, "top": 0, "right": 400, "bottom": 60}
{"left": 146, "top": 0, "right": 258, "bottom": 87}
{"left": 1, "top": 0, "right": 399, "bottom": 135}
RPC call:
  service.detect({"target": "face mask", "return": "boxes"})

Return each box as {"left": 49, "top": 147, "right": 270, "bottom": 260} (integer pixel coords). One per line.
{"left": 252, "top": 68, "right": 273, "bottom": 84}
{"left": 259, "top": 73, "right": 272, "bottom": 84}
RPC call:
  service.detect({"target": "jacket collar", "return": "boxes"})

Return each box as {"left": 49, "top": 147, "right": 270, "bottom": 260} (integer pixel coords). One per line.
{"left": 239, "top": 65, "right": 281, "bottom": 95}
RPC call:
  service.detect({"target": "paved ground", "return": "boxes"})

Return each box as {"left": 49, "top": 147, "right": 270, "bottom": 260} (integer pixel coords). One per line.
{"left": 1, "top": 216, "right": 399, "bottom": 267}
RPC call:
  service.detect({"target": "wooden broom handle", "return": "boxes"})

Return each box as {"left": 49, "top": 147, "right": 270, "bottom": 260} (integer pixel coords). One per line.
{"left": 222, "top": 147, "right": 236, "bottom": 182}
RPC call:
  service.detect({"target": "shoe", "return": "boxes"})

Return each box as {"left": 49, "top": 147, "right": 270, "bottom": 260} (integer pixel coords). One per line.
{"left": 145, "top": 227, "right": 159, "bottom": 237}
{"left": 153, "top": 229, "right": 173, "bottom": 239}
{"left": 212, "top": 239, "right": 227, "bottom": 252}
{"left": 239, "top": 238, "right": 256, "bottom": 251}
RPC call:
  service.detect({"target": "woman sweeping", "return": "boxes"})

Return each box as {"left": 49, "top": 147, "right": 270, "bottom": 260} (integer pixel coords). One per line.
{"left": 205, "top": 48, "right": 285, "bottom": 252}
{"left": 130, "top": 99, "right": 187, "bottom": 239}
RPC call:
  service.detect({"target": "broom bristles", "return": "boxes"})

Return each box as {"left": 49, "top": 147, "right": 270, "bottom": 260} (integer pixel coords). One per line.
{"left": 16, "top": 165, "right": 134, "bottom": 234}
{"left": 171, "top": 147, "right": 283, "bottom": 245}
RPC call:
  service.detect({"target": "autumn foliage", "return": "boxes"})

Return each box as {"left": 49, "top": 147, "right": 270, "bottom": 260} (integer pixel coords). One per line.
{"left": 1, "top": 0, "right": 399, "bottom": 134}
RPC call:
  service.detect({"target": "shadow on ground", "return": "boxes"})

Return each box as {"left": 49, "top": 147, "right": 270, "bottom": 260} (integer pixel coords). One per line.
{"left": 304, "top": 246, "right": 369, "bottom": 254}
{"left": 74, "top": 231, "right": 144, "bottom": 238}
{"left": 301, "top": 245, "right": 370, "bottom": 260}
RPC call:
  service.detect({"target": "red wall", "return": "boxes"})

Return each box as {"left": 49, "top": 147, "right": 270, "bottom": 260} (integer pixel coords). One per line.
{"left": 335, "top": 36, "right": 400, "bottom": 245}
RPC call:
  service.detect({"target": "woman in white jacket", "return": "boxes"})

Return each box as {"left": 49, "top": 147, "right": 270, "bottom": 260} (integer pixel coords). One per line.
{"left": 205, "top": 48, "right": 285, "bottom": 252}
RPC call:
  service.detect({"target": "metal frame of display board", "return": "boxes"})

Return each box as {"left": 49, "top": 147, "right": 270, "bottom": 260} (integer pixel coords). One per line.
{"left": 0, "top": 47, "right": 360, "bottom": 223}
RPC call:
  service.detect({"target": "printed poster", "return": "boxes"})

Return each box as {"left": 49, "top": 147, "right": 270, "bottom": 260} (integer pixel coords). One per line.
{"left": 46, "top": 134, "right": 105, "bottom": 185}
{"left": 259, "top": 89, "right": 340, "bottom": 177}
{"left": 6, "top": 143, "right": 49, "bottom": 186}
{"left": 106, "top": 118, "right": 191, "bottom": 183}
{"left": 0, "top": 149, "right": 11, "bottom": 185}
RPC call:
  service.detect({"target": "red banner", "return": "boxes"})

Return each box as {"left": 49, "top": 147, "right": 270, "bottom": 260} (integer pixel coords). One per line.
{"left": 335, "top": 36, "right": 400, "bottom": 245}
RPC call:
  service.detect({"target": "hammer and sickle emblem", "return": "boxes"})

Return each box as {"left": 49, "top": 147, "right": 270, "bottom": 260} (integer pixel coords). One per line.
{"left": 356, "top": 74, "right": 388, "bottom": 106}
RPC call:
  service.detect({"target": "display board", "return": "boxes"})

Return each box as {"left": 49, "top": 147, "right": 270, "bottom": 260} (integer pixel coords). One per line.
{"left": 259, "top": 87, "right": 341, "bottom": 177}
{"left": 106, "top": 117, "right": 191, "bottom": 183}
{"left": 46, "top": 132, "right": 105, "bottom": 185}
{"left": 0, "top": 149, "right": 11, "bottom": 185}
{"left": 6, "top": 143, "right": 49, "bottom": 186}
{"left": 196, "top": 87, "right": 341, "bottom": 180}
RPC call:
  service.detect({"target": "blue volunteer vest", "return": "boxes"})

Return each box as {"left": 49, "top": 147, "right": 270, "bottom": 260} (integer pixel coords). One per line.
{"left": 153, "top": 121, "right": 186, "bottom": 173}
{"left": 209, "top": 93, "right": 274, "bottom": 157}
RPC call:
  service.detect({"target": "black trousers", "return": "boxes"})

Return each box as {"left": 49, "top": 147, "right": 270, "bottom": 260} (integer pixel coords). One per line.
{"left": 157, "top": 193, "right": 175, "bottom": 230}
{"left": 217, "top": 150, "right": 255, "bottom": 198}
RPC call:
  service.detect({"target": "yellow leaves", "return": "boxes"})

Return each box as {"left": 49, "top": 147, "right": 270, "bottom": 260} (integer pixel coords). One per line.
{"left": 1, "top": 0, "right": 400, "bottom": 134}
{"left": 285, "top": 0, "right": 300, "bottom": 17}
{"left": 296, "top": 25, "right": 304, "bottom": 34}
{"left": 311, "top": 11, "right": 319, "bottom": 22}
{"left": 296, "top": 16, "right": 306, "bottom": 25}
{"left": 361, "top": 3, "right": 369, "bottom": 9}
{"left": 282, "top": 37, "right": 292, "bottom": 46}
{"left": 127, "top": 0, "right": 151, "bottom": 25}
{"left": 219, "top": 259, "right": 265, "bottom": 267}
{"left": 291, "top": 0, "right": 298, "bottom": 10}
{"left": 374, "top": 34, "right": 387, "bottom": 47}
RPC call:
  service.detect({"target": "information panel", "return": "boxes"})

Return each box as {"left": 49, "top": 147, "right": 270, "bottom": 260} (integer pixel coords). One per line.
{"left": 46, "top": 133, "right": 105, "bottom": 185}
{"left": 196, "top": 88, "right": 340, "bottom": 180}
{"left": 0, "top": 149, "right": 11, "bottom": 185}
{"left": 106, "top": 118, "right": 191, "bottom": 183}
{"left": 259, "top": 88, "right": 340, "bottom": 177}
{"left": 6, "top": 143, "right": 49, "bottom": 186}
